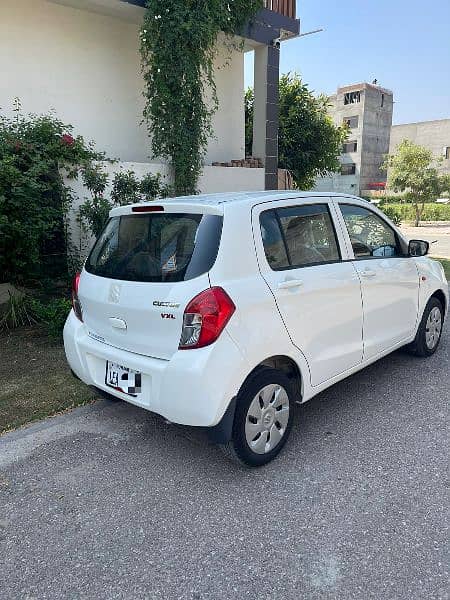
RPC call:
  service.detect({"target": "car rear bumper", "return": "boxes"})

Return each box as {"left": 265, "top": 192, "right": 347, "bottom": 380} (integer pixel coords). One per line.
{"left": 63, "top": 310, "right": 247, "bottom": 427}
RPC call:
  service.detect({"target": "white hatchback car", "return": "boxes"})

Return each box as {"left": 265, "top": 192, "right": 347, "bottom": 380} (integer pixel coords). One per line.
{"left": 64, "top": 192, "right": 448, "bottom": 466}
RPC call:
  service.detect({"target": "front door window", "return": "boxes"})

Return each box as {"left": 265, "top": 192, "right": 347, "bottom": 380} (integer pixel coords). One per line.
{"left": 340, "top": 204, "right": 403, "bottom": 259}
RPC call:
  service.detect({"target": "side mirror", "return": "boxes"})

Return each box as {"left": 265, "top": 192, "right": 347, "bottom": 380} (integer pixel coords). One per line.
{"left": 408, "top": 239, "right": 429, "bottom": 257}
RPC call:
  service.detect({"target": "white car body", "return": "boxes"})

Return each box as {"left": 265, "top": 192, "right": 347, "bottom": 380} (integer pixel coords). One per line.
{"left": 64, "top": 192, "right": 448, "bottom": 445}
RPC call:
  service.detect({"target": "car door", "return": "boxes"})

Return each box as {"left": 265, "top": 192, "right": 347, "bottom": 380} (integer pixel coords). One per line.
{"left": 253, "top": 199, "right": 363, "bottom": 387}
{"left": 336, "top": 201, "right": 419, "bottom": 360}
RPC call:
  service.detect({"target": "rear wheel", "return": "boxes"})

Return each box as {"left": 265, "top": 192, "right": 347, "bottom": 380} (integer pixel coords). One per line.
{"left": 407, "top": 297, "right": 444, "bottom": 357}
{"left": 221, "top": 368, "right": 294, "bottom": 467}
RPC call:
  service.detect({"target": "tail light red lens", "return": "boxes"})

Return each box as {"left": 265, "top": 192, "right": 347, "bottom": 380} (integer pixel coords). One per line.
{"left": 72, "top": 272, "right": 83, "bottom": 322}
{"left": 179, "top": 287, "right": 235, "bottom": 350}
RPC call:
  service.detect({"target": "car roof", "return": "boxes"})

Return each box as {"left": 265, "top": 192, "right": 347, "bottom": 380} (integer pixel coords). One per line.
{"left": 110, "top": 191, "right": 365, "bottom": 217}
{"left": 153, "top": 190, "right": 361, "bottom": 206}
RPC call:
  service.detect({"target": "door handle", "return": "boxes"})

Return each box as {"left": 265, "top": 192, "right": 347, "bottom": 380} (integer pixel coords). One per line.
{"left": 278, "top": 279, "right": 304, "bottom": 290}
{"left": 361, "top": 268, "right": 376, "bottom": 278}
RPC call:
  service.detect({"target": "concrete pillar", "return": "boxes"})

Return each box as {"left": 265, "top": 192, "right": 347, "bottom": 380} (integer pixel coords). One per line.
{"left": 253, "top": 44, "right": 280, "bottom": 190}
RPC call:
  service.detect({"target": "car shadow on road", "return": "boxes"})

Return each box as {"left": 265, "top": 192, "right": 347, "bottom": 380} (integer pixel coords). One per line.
{"left": 117, "top": 332, "right": 448, "bottom": 474}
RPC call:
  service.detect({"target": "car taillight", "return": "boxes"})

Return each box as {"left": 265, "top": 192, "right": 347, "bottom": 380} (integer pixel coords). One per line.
{"left": 179, "top": 287, "right": 235, "bottom": 350}
{"left": 72, "top": 272, "right": 83, "bottom": 322}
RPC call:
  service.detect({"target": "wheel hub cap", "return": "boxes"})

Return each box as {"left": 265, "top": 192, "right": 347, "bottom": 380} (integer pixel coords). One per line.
{"left": 245, "top": 384, "right": 290, "bottom": 455}
{"left": 425, "top": 306, "right": 442, "bottom": 350}
{"left": 263, "top": 407, "right": 275, "bottom": 428}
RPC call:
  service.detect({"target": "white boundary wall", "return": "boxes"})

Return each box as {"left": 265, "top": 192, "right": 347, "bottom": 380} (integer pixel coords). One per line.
{"left": 1, "top": 0, "right": 246, "bottom": 165}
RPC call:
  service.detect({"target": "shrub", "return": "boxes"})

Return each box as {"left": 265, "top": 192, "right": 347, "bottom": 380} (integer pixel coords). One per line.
{"left": 111, "top": 170, "right": 172, "bottom": 205}
{"left": 0, "top": 291, "right": 71, "bottom": 339}
{"left": 78, "top": 163, "right": 112, "bottom": 237}
{"left": 29, "top": 297, "right": 72, "bottom": 340}
{"left": 81, "top": 162, "right": 109, "bottom": 195}
{"left": 111, "top": 170, "right": 141, "bottom": 206}
{"left": 139, "top": 172, "right": 172, "bottom": 201}
{"left": 78, "top": 195, "right": 112, "bottom": 238}
{"left": 0, "top": 291, "right": 36, "bottom": 330}
{"left": 79, "top": 169, "right": 172, "bottom": 238}
{"left": 0, "top": 100, "right": 104, "bottom": 284}
{"left": 379, "top": 205, "right": 401, "bottom": 225}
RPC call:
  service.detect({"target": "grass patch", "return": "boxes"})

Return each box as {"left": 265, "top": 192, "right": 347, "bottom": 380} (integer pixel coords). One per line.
{"left": 0, "top": 326, "right": 95, "bottom": 433}
{"left": 432, "top": 257, "right": 450, "bottom": 279}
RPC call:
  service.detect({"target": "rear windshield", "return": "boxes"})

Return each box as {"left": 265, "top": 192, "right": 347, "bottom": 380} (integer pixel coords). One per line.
{"left": 85, "top": 213, "right": 222, "bottom": 282}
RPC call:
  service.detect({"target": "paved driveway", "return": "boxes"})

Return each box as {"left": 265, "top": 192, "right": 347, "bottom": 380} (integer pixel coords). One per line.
{"left": 1, "top": 326, "right": 449, "bottom": 599}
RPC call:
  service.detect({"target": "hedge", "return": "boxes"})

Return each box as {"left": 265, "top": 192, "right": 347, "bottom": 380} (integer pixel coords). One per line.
{"left": 379, "top": 203, "right": 450, "bottom": 223}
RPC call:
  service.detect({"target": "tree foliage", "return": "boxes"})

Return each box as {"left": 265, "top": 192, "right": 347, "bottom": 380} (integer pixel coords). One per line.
{"left": 140, "top": 0, "right": 262, "bottom": 196}
{"left": 382, "top": 140, "right": 443, "bottom": 226}
{"left": 245, "top": 74, "right": 347, "bottom": 189}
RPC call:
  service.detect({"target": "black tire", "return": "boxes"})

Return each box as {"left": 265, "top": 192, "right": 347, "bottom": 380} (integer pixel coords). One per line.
{"left": 221, "top": 367, "right": 295, "bottom": 467}
{"left": 407, "top": 297, "right": 444, "bottom": 357}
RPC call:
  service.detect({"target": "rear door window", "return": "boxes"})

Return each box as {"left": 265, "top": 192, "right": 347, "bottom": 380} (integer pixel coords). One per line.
{"left": 259, "top": 211, "right": 290, "bottom": 269}
{"left": 85, "top": 213, "right": 222, "bottom": 282}
{"left": 260, "top": 204, "right": 341, "bottom": 270}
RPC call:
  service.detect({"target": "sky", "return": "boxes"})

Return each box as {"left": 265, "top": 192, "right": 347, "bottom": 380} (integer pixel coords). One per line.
{"left": 244, "top": 0, "right": 450, "bottom": 125}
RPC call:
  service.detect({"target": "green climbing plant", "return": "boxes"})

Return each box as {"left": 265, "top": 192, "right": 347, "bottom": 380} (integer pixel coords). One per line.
{"left": 140, "top": 0, "right": 262, "bottom": 196}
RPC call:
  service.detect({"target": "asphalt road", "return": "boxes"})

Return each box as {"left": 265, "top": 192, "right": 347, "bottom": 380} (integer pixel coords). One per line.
{"left": 1, "top": 326, "right": 449, "bottom": 599}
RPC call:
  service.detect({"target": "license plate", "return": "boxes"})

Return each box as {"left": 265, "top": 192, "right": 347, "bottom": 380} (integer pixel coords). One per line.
{"left": 105, "top": 361, "right": 142, "bottom": 396}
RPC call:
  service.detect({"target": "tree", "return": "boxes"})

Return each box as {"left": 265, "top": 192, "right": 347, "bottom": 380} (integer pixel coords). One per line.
{"left": 382, "top": 140, "right": 443, "bottom": 227}
{"left": 245, "top": 73, "right": 347, "bottom": 189}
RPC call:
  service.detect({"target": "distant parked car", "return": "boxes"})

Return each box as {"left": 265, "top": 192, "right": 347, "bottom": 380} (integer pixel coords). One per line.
{"left": 435, "top": 198, "right": 450, "bottom": 204}
{"left": 64, "top": 192, "right": 448, "bottom": 466}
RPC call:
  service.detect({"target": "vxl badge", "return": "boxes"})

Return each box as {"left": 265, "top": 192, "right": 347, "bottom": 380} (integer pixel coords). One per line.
{"left": 161, "top": 313, "right": 175, "bottom": 320}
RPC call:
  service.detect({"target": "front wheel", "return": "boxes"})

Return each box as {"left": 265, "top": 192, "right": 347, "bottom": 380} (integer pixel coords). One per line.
{"left": 221, "top": 368, "right": 294, "bottom": 467}
{"left": 408, "top": 297, "right": 444, "bottom": 357}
